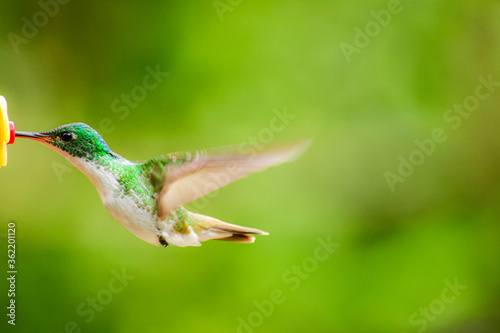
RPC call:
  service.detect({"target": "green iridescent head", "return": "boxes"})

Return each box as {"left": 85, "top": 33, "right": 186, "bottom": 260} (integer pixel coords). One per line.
{"left": 16, "top": 123, "right": 115, "bottom": 161}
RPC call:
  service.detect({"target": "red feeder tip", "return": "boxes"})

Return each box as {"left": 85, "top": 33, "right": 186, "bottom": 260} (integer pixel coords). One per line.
{"left": 8, "top": 122, "right": 15, "bottom": 145}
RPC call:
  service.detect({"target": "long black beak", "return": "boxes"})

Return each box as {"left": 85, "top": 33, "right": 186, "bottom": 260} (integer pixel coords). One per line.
{"left": 15, "top": 131, "right": 48, "bottom": 139}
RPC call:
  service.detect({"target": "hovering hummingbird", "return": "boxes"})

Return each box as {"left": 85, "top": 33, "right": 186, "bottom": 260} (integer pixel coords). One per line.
{"left": 15, "top": 123, "right": 309, "bottom": 247}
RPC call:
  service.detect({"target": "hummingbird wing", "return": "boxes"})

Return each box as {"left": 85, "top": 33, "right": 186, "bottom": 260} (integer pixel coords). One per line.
{"left": 154, "top": 140, "right": 311, "bottom": 219}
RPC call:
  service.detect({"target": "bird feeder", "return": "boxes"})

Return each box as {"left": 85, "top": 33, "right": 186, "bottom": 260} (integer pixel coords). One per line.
{"left": 0, "top": 96, "right": 16, "bottom": 167}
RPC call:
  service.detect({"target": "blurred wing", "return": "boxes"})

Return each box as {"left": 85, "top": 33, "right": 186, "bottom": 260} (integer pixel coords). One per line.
{"left": 156, "top": 140, "right": 312, "bottom": 219}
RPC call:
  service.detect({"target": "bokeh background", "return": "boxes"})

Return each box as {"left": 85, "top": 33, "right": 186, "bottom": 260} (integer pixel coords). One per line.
{"left": 1, "top": 1, "right": 500, "bottom": 332}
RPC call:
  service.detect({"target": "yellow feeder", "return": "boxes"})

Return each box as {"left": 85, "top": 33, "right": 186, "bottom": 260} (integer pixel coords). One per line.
{"left": 0, "top": 96, "right": 13, "bottom": 167}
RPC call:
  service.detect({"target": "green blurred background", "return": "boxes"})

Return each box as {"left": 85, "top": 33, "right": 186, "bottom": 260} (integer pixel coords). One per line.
{"left": 1, "top": 1, "right": 500, "bottom": 332}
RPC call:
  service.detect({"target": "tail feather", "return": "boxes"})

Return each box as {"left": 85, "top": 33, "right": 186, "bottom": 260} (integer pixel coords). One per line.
{"left": 216, "top": 234, "right": 256, "bottom": 243}
{"left": 211, "top": 221, "right": 269, "bottom": 236}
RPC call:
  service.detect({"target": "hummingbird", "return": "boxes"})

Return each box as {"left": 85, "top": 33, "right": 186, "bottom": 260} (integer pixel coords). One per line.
{"left": 15, "top": 123, "right": 310, "bottom": 247}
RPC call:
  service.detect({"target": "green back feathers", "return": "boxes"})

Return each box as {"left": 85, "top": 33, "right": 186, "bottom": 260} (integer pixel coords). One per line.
{"left": 140, "top": 152, "right": 194, "bottom": 194}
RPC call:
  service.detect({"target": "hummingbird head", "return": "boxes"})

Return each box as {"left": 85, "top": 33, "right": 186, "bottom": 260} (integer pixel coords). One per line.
{"left": 16, "top": 123, "right": 115, "bottom": 161}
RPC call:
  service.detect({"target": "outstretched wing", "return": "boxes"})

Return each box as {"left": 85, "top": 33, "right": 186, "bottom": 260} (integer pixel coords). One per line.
{"left": 153, "top": 140, "right": 311, "bottom": 219}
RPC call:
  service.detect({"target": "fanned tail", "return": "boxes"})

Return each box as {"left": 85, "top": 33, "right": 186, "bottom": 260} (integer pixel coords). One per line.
{"left": 189, "top": 211, "right": 268, "bottom": 244}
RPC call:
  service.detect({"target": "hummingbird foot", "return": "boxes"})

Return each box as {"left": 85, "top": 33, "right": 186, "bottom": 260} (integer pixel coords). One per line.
{"left": 158, "top": 235, "right": 169, "bottom": 247}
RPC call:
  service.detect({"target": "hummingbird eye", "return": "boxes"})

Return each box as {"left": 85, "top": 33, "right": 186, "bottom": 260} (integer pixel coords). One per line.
{"left": 60, "top": 132, "right": 76, "bottom": 142}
